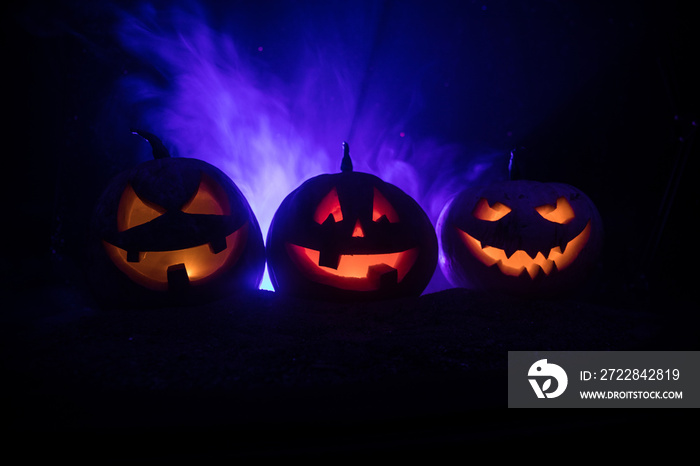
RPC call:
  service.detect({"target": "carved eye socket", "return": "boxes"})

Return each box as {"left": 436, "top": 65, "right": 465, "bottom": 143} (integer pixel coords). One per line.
{"left": 372, "top": 188, "right": 399, "bottom": 223}
{"left": 472, "top": 198, "right": 511, "bottom": 222}
{"left": 182, "top": 173, "right": 231, "bottom": 216}
{"left": 118, "top": 184, "right": 166, "bottom": 232}
{"left": 536, "top": 197, "right": 575, "bottom": 224}
{"left": 315, "top": 187, "right": 343, "bottom": 224}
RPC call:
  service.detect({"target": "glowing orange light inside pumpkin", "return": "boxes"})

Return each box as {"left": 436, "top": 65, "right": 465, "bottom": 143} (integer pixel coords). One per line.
{"left": 457, "top": 221, "right": 591, "bottom": 278}
{"left": 352, "top": 219, "right": 365, "bottom": 237}
{"left": 108, "top": 173, "right": 249, "bottom": 291}
{"left": 372, "top": 187, "right": 399, "bottom": 222}
{"left": 103, "top": 223, "right": 249, "bottom": 291}
{"left": 182, "top": 173, "right": 231, "bottom": 215}
{"left": 535, "top": 197, "right": 575, "bottom": 224}
{"left": 314, "top": 187, "right": 343, "bottom": 223}
{"left": 472, "top": 198, "right": 511, "bottom": 222}
{"left": 288, "top": 183, "right": 421, "bottom": 291}
{"left": 286, "top": 244, "right": 419, "bottom": 291}
{"left": 117, "top": 174, "right": 232, "bottom": 233}
{"left": 118, "top": 184, "right": 166, "bottom": 232}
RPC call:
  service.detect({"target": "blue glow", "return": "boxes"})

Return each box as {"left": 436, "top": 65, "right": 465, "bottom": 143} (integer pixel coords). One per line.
{"left": 111, "top": 1, "right": 504, "bottom": 292}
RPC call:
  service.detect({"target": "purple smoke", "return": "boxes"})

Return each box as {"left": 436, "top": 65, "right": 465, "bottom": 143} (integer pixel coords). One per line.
{"left": 112, "top": 1, "right": 501, "bottom": 291}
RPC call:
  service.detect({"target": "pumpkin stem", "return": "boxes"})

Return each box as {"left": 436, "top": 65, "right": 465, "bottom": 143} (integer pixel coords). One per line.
{"left": 508, "top": 147, "right": 522, "bottom": 181}
{"left": 131, "top": 129, "right": 171, "bottom": 159}
{"left": 341, "top": 141, "right": 353, "bottom": 173}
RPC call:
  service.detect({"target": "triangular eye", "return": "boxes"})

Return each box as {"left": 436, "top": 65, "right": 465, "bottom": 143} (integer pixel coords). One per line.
{"left": 182, "top": 173, "right": 231, "bottom": 216}
{"left": 472, "top": 198, "right": 511, "bottom": 221}
{"left": 117, "top": 183, "right": 166, "bottom": 232}
{"left": 535, "top": 197, "right": 575, "bottom": 224}
{"left": 373, "top": 188, "right": 399, "bottom": 223}
{"left": 314, "top": 187, "right": 343, "bottom": 224}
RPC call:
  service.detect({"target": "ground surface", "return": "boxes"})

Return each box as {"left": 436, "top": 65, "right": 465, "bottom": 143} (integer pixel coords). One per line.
{"left": 3, "top": 284, "right": 695, "bottom": 458}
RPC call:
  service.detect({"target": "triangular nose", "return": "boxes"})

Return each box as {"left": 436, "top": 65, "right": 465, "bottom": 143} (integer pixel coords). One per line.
{"left": 352, "top": 219, "right": 365, "bottom": 237}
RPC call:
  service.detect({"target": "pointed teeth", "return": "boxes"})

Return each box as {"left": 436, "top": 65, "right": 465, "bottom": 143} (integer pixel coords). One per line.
{"left": 558, "top": 238, "right": 569, "bottom": 255}
{"left": 503, "top": 245, "right": 520, "bottom": 259}
{"left": 517, "top": 266, "right": 531, "bottom": 279}
{"left": 525, "top": 247, "right": 542, "bottom": 260}
{"left": 529, "top": 263, "right": 544, "bottom": 279}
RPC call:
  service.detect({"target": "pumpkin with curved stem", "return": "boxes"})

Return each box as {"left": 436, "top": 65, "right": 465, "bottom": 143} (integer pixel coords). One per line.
{"left": 86, "top": 130, "right": 265, "bottom": 307}
{"left": 266, "top": 142, "right": 438, "bottom": 301}
{"left": 437, "top": 154, "right": 603, "bottom": 296}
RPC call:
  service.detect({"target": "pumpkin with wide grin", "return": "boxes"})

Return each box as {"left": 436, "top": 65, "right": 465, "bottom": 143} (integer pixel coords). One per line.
{"left": 266, "top": 142, "right": 437, "bottom": 301}
{"left": 283, "top": 184, "right": 422, "bottom": 292}
{"left": 101, "top": 173, "right": 251, "bottom": 291}
{"left": 457, "top": 219, "right": 591, "bottom": 279}
{"left": 437, "top": 179, "right": 603, "bottom": 295}
{"left": 87, "top": 130, "right": 265, "bottom": 307}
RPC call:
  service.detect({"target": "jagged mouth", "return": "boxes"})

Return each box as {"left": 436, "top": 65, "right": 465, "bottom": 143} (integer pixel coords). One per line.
{"left": 286, "top": 243, "right": 419, "bottom": 291}
{"left": 102, "top": 223, "right": 248, "bottom": 291}
{"left": 456, "top": 221, "right": 591, "bottom": 279}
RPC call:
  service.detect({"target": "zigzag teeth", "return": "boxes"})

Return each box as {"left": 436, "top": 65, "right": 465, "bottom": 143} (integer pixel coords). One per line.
{"left": 558, "top": 238, "right": 569, "bottom": 255}
{"left": 517, "top": 266, "right": 530, "bottom": 279}
{"left": 525, "top": 264, "right": 542, "bottom": 279}
{"left": 525, "top": 247, "right": 541, "bottom": 260}
{"left": 504, "top": 245, "right": 520, "bottom": 259}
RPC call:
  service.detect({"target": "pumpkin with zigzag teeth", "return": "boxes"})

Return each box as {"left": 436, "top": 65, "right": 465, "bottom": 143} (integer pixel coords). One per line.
{"left": 437, "top": 177, "right": 603, "bottom": 296}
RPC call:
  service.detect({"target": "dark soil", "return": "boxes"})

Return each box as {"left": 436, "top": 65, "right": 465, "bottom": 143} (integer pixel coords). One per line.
{"left": 3, "top": 284, "right": 695, "bottom": 458}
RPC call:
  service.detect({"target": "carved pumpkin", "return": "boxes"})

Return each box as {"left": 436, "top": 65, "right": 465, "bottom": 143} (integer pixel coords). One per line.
{"left": 437, "top": 163, "right": 603, "bottom": 295}
{"left": 87, "top": 130, "right": 265, "bottom": 307}
{"left": 266, "top": 142, "right": 438, "bottom": 301}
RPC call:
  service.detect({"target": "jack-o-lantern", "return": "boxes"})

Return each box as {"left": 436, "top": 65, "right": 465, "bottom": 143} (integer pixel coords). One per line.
{"left": 86, "top": 130, "right": 265, "bottom": 307}
{"left": 437, "top": 163, "right": 603, "bottom": 296}
{"left": 266, "top": 142, "right": 438, "bottom": 301}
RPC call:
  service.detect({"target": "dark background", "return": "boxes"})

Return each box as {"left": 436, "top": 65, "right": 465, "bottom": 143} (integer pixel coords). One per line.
{"left": 3, "top": 0, "right": 698, "bottom": 458}
{"left": 5, "top": 0, "right": 697, "bottom": 300}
